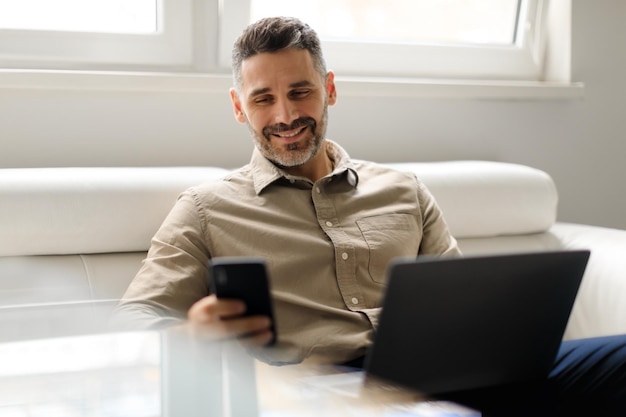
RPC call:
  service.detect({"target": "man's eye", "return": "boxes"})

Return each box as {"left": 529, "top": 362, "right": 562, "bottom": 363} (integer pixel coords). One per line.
{"left": 254, "top": 97, "right": 272, "bottom": 104}
{"left": 291, "top": 90, "right": 310, "bottom": 98}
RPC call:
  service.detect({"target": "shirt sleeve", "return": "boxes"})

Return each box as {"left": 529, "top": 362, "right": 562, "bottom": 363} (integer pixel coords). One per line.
{"left": 111, "top": 188, "right": 211, "bottom": 331}
{"left": 415, "top": 177, "right": 462, "bottom": 256}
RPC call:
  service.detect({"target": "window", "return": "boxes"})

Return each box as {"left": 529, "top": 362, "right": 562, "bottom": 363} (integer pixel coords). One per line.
{"left": 0, "top": 0, "right": 550, "bottom": 81}
{"left": 0, "top": 0, "right": 195, "bottom": 70}
{"left": 0, "top": 0, "right": 158, "bottom": 34}
{"left": 250, "top": 0, "right": 520, "bottom": 45}
{"left": 221, "top": 0, "right": 547, "bottom": 80}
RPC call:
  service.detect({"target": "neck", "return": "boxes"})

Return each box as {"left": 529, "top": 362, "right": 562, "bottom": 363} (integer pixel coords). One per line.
{"left": 284, "top": 145, "right": 334, "bottom": 182}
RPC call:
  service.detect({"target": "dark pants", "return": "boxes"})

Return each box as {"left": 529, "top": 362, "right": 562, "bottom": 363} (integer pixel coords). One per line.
{"left": 439, "top": 334, "right": 626, "bottom": 416}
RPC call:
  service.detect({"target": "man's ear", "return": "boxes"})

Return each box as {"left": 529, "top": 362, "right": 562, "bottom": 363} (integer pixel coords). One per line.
{"left": 229, "top": 88, "right": 247, "bottom": 124}
{"left": 325, "top": 71, "right": 337, "bottom": 106}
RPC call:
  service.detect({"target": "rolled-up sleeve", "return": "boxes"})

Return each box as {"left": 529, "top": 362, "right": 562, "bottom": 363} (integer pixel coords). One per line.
{"left": 111, "top": 188, "right": 211, "bottom": 330}
{"left": 415, "top": 178, "right": 462, "bottom": 256}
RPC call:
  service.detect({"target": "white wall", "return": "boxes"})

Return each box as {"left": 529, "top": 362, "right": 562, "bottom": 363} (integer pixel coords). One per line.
{"left": 1, "top": 1, "right": 625, "bottom": 230}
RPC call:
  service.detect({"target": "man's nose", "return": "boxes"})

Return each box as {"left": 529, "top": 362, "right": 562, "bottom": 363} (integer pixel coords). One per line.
{"left": 274, "top": 99, "right": 298, "bottom": 125}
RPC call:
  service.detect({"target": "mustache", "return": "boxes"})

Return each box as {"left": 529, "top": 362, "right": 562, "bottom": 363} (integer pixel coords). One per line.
{"left": 263, "top": 117, "right": 316, "bottom": 139}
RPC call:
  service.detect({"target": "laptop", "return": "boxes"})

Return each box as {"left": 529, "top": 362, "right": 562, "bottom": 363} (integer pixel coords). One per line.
{"left": 359, "top": 249, "right": 590, "bottom": 396}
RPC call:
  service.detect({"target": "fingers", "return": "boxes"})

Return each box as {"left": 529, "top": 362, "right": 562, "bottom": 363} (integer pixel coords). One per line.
{"left": 187, "top": 294, "right": 245, "bottom": 323}
{"left": 243, "top": 329, "right": 274, "bottom": 346}
{"left": 186, "top": 295, "right": 274, "bottom": 347}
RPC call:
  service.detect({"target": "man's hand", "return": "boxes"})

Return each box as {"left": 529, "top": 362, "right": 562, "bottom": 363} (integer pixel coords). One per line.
{"left": 186, "top": 294, "right": 274, "bottom": 346}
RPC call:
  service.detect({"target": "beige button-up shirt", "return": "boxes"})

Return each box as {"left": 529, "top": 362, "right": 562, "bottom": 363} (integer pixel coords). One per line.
{"left": 115, "top": 140, "right": 460, "bottom": 364}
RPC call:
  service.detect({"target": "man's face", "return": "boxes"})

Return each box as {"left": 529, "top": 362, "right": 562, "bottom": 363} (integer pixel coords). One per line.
{"left": 230, "top": 48, "right": 336, "bottom": 168}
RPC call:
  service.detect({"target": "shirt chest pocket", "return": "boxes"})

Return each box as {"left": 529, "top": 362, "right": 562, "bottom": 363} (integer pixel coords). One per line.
{"left": 356, "top": 213, "right": 421, "bottom": 284}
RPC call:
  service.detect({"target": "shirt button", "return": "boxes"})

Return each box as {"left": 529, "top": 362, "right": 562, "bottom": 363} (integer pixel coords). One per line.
{"left": 316, "top": 187, "right": 321, "bottom": 194}
{"left": 325, "top": 221, "right": 333, "bottom": 227}
{"left": 289, "top": 178, "right": 295, "bottom": 184}
{"left": 351, "top": 297, "right": 359, "bottom": 305}
{"left": 341, "top": 252, "right": 349, "bottom": 260}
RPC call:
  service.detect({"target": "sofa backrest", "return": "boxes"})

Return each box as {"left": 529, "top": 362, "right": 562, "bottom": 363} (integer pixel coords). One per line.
{"left": 0, "top": 167, "right": 230, "bottom": 256}
{"left": 0, "top": 161, "right": 558, "bottom": 257}
{"left": 385, "top": 161, "right": 558, "bottom": 238}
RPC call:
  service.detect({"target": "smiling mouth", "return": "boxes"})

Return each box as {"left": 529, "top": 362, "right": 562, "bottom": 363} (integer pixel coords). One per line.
{"left": 274, "top": 127, "right": 306, "bottom": 139}
{"left": 263, "top": 117, "right": 316, "bottom": 141}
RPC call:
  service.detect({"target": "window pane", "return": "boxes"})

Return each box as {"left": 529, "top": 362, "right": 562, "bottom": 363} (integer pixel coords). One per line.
{"left": 0, "top": 0, "right": 158, "bottom": 34}
{"left": 250, "top": 0, "right": 519, "bottom": 45}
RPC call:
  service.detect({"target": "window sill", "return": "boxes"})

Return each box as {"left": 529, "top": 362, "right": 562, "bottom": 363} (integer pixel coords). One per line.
{"left": 0, "top": 69, "right": 584, "bottom": 101}
{"left": 336, "top": 76, "right": 585, "bottom": 101}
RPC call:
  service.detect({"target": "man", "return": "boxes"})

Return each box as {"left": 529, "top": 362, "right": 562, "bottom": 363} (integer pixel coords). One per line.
{"left": 115, "top": 16, "right": 625, "bottom": 415}
{"left": 115, "top": 15, "right": 459, "bottom": 364}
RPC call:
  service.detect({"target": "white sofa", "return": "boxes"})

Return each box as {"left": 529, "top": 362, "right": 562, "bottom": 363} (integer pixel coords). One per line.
{"left": 1, "top": 162, "right": 625, "bottom": 342}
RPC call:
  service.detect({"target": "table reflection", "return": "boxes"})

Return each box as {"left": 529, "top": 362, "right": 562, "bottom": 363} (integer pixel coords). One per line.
{"left": 0, "top": 330, "right": 479, "bottom": 417}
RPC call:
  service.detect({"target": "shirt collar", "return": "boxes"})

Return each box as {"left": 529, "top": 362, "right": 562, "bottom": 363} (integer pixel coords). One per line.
{"left": 250, "top": 139, "right": 359, "bottom": 195}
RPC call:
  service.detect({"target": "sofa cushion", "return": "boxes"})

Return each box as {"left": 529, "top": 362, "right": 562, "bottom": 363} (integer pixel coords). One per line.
{"left": 0, "top": 252, "right": 146, "bottom": 341}
{"left": 385, "top": 161, "right": 558, "bottom": 239}
{"left": 0, "top": 167, "right": 230, "bottom": 256}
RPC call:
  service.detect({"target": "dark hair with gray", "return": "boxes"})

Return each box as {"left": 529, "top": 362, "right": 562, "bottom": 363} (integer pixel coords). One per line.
{"left": 232, "top": 16, "right": 327, "bottom": 91}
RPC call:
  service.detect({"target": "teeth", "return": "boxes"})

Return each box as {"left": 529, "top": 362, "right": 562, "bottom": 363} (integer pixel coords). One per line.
{"left": 277, "top": 128, "right": 303, "bottom": 138}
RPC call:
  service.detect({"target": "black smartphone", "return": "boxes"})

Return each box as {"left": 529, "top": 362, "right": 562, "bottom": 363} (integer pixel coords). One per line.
{"left": 209, "top": 257, "right": 276, "bottom": 345}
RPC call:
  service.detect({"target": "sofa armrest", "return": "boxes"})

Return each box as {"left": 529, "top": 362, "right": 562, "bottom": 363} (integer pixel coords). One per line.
{"left": 549, "top": 223, "right": 626, "bottom": 340}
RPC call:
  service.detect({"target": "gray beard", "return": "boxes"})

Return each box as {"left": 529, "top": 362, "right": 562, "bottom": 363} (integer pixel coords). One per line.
{"left": 248, "top": 107, "right": 328, "bottom": 168}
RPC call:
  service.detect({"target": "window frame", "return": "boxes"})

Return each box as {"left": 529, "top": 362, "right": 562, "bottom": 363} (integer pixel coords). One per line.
{"left": 0, "top": 0, "right": 196, "bottom": 71}
{"left": 219, "top": 0, "right": 547, "bottom": 81}
{"left": 0, "top": 0, "right": 567, "bottom": 86}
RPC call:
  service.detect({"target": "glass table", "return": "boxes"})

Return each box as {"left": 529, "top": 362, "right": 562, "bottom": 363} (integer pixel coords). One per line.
{"left": 0, "top": 330, "right": 479, "bottom": 416}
